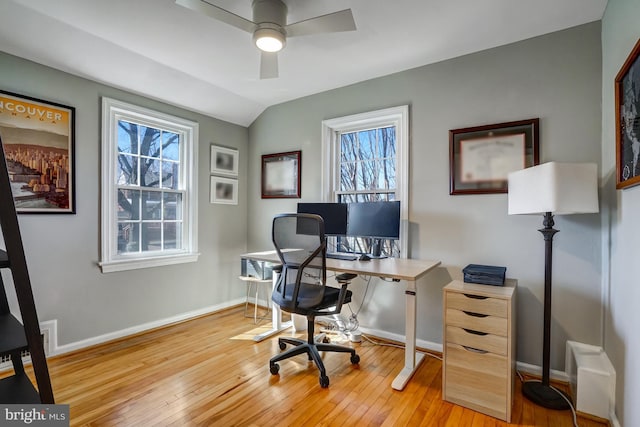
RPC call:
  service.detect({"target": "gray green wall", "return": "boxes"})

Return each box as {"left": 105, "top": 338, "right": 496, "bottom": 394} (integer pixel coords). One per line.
{"left": 0, "top": 52, "right": 249, "bottom": 349}
{"left": 248, "top": 23, "right": 603, "bottom": 371}
{"left": 602, "top": 0, "right": 640, "bottom": 425}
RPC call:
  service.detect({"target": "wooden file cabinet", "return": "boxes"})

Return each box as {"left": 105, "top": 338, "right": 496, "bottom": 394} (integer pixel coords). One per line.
{"left": 442, "top": 279, "right": 516, "bottom": 422}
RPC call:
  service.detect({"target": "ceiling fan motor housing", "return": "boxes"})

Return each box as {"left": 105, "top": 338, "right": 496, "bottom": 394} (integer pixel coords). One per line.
{"left": 252, "top": 0, "right": 288, "bottom": 51}
{"left": 252, "top": 0, "right": 287, "bottom": 27}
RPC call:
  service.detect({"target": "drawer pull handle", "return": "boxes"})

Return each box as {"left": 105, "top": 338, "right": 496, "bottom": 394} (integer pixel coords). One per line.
{"left": 462, "top": 345, "right": 488, "bottom": 354}
{"left": 463, "top": 328, "right": 487, "bottom": 336}
{"left": 463, "top": 293, "right": 488, "bottom": 300}
{"left": 463, "top": 310, "right": 488, "bottom": 318}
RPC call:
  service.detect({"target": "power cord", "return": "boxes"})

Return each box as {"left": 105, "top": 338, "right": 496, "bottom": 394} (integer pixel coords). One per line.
{"left": 516, "top": 370, "right": 579, "bottom": 427}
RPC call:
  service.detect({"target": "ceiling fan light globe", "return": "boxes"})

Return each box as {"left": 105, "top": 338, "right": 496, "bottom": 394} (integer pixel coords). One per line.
{"left": 254, "top": 28, "right": 285, "bottom": 52}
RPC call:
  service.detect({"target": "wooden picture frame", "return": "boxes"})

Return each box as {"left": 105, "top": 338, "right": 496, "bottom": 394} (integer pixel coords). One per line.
{"left": 210, "top": 144, "right": 238, "bottom": 177}
{"left": 449, "top": 118, "right": 539, "bottom": 195}
{"left": 210, "top": 175, "right": 238, "bottom": 205}
{"left": 261, "top": 150, "right": 301, "bottom": 199}
{"left": 0, "top": 90, "right": 76, "bottom": 213}
{"left": 615, "top": 38, "right": 640, "bottom": 190}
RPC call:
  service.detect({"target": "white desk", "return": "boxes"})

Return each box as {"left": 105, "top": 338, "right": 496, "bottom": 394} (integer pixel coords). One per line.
{"left": 240, "top": 250, "right": 441, "bottom": 391}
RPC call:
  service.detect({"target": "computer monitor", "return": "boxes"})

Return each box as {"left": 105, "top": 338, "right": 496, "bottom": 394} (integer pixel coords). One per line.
{"left": 347, "top": 201, "right": 400, "bottom": 240}
{"left": 346, "top": 201, "right": 400, "bottom": 257}
{"left": 296, "top": 202, "right": 349, "bottom": 236}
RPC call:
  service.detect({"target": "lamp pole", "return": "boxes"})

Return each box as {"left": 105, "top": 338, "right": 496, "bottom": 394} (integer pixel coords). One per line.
{"left": 521, "top": 211, "right": 570, "bottom": 410}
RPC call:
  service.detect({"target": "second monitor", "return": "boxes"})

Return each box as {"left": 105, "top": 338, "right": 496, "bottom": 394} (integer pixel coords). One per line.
{"left": 296, "top": 202, "right": 348, "bottom": 236}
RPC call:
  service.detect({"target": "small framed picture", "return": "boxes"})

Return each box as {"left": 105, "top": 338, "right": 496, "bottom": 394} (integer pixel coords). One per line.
{"left": 210, "top": 176, "right": 238, "bottom": 205}
{"left": 449, "top": 118, "right": 539, "bottom": 195}
{"left": 261, "top": 150, "right": 301, "bottom": 199}
{"left": 615, "top": 38, "right": 640, "bottom": 190}
{"left": 210, "top": 145, "right": 238, "bottom": 177}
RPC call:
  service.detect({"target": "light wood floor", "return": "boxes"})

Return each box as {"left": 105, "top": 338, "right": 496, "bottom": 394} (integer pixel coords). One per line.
{"left": 21, "top": 306, "right": 608, "bottom": 426}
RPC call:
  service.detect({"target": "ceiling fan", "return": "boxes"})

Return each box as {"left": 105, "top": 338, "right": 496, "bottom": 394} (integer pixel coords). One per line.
{"left": 175, "top": 0, "right": 357, "bottom": 79}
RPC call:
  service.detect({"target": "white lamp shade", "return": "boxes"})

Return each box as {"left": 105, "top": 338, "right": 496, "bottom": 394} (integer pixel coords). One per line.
{"left": 508, "top": 162, "right": 599, "bottom": 215}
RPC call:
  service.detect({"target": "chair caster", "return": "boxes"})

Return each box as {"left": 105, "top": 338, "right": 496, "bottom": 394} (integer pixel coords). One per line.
{"left": 279, "top": 341, "right": 287, "bottom": 350}
{"left": 319, "top": 375, "right": 330, "bottom": 388}
{"left": 270, "top": 363, "right": 280, "bottom": 375}
{"left": 350, "top": 354, "right": 360, "bottom": 364}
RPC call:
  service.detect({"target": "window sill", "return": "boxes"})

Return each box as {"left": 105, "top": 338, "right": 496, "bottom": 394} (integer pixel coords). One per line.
{"left": 99, "top": 252, "right": 200, "bottom": 273}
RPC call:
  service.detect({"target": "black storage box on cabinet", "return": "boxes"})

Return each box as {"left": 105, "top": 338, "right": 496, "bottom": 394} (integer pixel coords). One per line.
{"left": 462, "top": 264, "right": 506, "bottom": 286}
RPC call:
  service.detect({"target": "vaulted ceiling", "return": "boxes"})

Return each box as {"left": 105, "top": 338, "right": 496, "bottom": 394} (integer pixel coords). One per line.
{"left": 0, "top": 0, "right": 607, "bottom": 126}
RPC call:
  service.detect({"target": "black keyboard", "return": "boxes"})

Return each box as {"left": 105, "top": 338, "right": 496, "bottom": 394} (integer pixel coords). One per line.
{"left": 327, "top": 252, "right": 358, "bottom": 261}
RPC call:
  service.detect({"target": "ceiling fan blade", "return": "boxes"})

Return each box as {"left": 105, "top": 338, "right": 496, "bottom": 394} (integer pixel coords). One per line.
{"left": 175, "top": 0, "right": 255, "bottom": 33}
{"left": 260, "top": 51, "right": 279, "bottom": 79}
{"left": 285, "top": 9, "right": 356, "bottom": 37}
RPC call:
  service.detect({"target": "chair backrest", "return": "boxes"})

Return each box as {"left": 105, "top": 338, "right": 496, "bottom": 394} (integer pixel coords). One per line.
{"left": 271, "top": 213, "right": 327, "bottom": 313}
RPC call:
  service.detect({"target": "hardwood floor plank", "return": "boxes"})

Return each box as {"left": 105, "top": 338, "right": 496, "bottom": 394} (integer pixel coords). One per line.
{"left": 2, "top": 307, "right": 609, "bottom": 427}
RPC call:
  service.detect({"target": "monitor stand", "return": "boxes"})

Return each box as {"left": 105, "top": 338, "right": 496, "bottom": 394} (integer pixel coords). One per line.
{"left": 369, "top": 239, "right": 387, "bottom": 259}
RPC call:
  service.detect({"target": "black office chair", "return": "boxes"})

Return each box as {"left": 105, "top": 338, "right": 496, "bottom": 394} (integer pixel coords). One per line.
{"left": 269, "top": 213, "right": 360, "bottom": 388}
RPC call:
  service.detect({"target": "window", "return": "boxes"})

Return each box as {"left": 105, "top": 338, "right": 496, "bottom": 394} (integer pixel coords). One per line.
{"left": 321, "top": 106, "right": 409, "bottom": 258}
{"left": 100, "top": 98, "right": 199, "bottom": 272}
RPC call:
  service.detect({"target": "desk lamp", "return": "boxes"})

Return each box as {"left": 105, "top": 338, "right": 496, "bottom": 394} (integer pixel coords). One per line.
{"left": 508, "top": 162, "right": 599, "bottom": 409}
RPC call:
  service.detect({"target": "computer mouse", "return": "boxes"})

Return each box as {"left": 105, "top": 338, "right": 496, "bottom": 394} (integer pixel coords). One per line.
{"left": 359, "top": 254, "right": 371, "bottom": 261}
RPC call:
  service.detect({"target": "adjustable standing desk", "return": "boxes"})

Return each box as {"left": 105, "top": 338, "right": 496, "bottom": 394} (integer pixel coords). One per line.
{"left": 240, "top": 250, "right": 441, "bottom": 391}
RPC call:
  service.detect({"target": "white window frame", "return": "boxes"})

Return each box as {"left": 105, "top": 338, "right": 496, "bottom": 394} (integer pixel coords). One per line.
{"left": 321, "top": 105, "right": 409, "bottom": 258}
{"left": 99, "top": 97, "right": 199, "bottom": 273}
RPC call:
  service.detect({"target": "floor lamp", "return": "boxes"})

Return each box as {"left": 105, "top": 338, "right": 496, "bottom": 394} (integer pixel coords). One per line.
{"left": 508, "top": 162, "right": 599, "bottom": 410}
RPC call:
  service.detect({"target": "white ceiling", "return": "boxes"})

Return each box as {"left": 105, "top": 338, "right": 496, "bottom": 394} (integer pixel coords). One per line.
{"left": 0, "top": 0, "right": 607, "bottom": 127}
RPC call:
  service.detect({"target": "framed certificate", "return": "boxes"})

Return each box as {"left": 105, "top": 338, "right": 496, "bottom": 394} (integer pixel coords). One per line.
{"left": 261, "top": 150, "right": 301, "bottom": 198}
{"left": 449, "top": 118, "right": 539, "bottom": 195}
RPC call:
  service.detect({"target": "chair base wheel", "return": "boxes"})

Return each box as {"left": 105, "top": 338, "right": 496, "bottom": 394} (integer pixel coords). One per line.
{"left": 351, "top": 354, "right": 360, "bottom": 364}
{"left": 279, "top": 341, "right": 287, "bottom": 350}
{"left": 270, "top": 363, "right": 280, "bottom": 375}
{"left": 319, "top": 375, "right": 329, "bottom": 388}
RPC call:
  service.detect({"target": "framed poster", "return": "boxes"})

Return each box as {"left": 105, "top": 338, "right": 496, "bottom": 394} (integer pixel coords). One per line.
{"left": 261, "top": 150, "right": 301, "bottom": 199}
{"left": 210, "top": 144, "right": 238, "bottom": 177}
{"left": 449, "top": 118, "right": 539, "bottom": 195}
{"left": 615, "top": 38, "right": 640, "bottom": 190}
{"left": 0, "top": 90, "right": 76, "bottom": 213}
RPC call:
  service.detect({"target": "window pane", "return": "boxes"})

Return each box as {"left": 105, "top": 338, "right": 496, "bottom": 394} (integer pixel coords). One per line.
{"left": 162, "top": 161, "right": 179, "bottom": 189}
{"left": 118, "top": 121, "right": 139, "bottom": 155}
{"left": 340, "top": 162, "right": 356, "bottom": 192}
{"left": 117, "top": 223, "right": 139, "bottom": 253}
{"left": 378, "top": 127, "right": 396, "bottom": 159}
{"left": 140, "top": 126, "right": 161, "bottom": 159}
{"left": 163, "top": 222, "right": 180, "bottom": 249}
{"left": 142, "top": 191, "right": 161, "bottom": 220}
{"left": 142, "top": 158, "right": 160, "bottom": 188}
{"left": 118, "top": 189, "right": 140, "bottom": 220}
{"left": 163, "top": 193, "right": 182, "bottom": 220}
{"left": 162, "top": 131, "right": 180, "bottom": 161}
{"left": 340, "top": 133, "right": 357, "bottom": 162}
{"left": 357, "top": 130, "right": 376, "bottom": 160}
{"left": 117, "top": 154, "right": 138, "bottom": 186}
{"left": 141, "top": 222, "right": 162, "bottom": 251}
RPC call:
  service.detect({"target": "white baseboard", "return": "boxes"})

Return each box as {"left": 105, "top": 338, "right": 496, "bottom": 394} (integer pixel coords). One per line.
{"left": 358, "top": 326, "right": 443, "bottom": 353}
{"left": 50, "top": 298, "right": 244, "bottom": 356}
{"left": 515, "top": 360, "right": 570, "bottom": 382}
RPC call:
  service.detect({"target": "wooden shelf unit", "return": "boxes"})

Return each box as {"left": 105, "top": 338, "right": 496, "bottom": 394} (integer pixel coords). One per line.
{"left": 442, "top": 279, "right": 516, "bottom": 422}
{"left": 0, "top": 137, "right": 54, "bottom": 404}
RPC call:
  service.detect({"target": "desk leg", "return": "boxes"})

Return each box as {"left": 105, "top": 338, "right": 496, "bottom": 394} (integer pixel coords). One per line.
{"left": 252, "top": 270, "right": 291, "bottom": 342}
{"left": 391, "top": 278, "right": 426, "bottom": 390}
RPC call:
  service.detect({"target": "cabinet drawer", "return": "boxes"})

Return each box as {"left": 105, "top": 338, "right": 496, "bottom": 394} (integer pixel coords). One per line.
{"left": 446, "top": 292, "right": 507, "bottom": 317}
{"left": 445, "top": 326, "right": 507, "bottom": 356}
{"left": 444, "top": 343, "right": 508, "bottom": 420}
{"left": 445, "top": 308, "right": 508, "bottom": 336}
